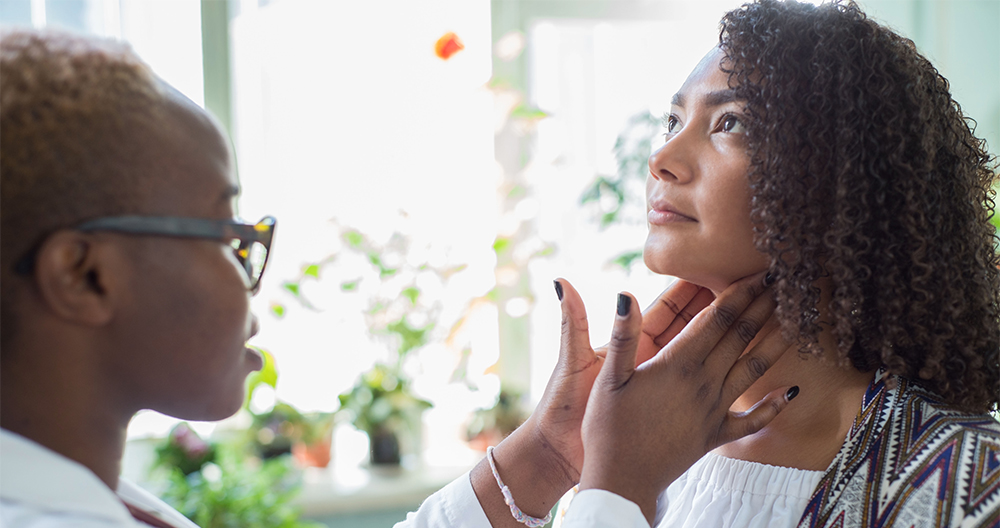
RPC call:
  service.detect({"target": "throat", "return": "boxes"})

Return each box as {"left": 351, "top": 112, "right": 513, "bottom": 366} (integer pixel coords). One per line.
{"left": 714, "top": 358, "right": 876, "bottom": 471}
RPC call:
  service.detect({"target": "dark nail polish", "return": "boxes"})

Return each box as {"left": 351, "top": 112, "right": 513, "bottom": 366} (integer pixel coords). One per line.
{"left": 617, "top": 293, "right": 631, "bottom": 316}
{"left": 786, "top": 386, "right": 800, "bottom": 401}
{"left": 764, "top": 272, "right": 775, "bottom": 286}
{"left": 554, "top": 280, "right": 564, "bottom": 301}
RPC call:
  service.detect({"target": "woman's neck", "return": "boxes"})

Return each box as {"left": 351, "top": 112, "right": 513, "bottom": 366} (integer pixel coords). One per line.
{"left": 713, "top": 277, "right": 877, "bottom": 471}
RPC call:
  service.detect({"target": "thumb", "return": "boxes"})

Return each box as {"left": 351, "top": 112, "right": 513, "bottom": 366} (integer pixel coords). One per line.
{"left": 719, "top": 385, "right": 799, "bottom": 445}
{"left": 555, "top": 279, "right": 593, "bottom": 366}
{"left": 599, "top": 292, "right": 643, "bottom": 388}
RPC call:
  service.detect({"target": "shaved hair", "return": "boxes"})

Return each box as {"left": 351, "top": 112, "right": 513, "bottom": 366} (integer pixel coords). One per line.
{"left": 1, "top": 29, "right": 174, "bottom": 346}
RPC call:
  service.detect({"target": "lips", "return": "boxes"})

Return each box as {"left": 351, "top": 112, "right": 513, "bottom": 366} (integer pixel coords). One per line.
{"left": 245, "top": 346, "right": 264, "bottom": 371}
{"left": 647, "top": 198, "right": 696, "bottom": 224}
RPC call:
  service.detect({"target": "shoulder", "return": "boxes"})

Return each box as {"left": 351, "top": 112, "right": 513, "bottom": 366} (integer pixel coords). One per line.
{"left": 892, "top": 379, "right": 1000, "bottom": 448}
{"left": 881, "top": 378, "right": 1000, "bottom": 526}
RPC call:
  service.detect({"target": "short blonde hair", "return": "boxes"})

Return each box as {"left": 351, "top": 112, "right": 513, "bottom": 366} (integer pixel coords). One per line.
{"left": 1, "top": 28, "right": 170, "bottom": 344}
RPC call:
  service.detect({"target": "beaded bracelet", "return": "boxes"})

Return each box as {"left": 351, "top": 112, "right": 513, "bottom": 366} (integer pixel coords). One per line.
{"left": 486, "top": 446, "right": 553, "bottom": 527}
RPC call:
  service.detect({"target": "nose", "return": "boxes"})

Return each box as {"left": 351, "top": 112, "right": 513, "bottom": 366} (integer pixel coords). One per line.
{"left": 648, "top": 133, "right": 694, "bottom": 184}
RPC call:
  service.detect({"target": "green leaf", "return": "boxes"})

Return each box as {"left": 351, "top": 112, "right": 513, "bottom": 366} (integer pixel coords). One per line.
{"left": 270, "top": 304, "right": 286, "bottom": 318}
{"left": 506, "top": 185, "right": 526, "bottom": 200}
{"left": 340, "top": 279, "right": 361, "bottom": 291}
{"left": 531, "top": 245, "right": 556, "bottom": 258}
{"left": 600, "top": 211, "right": 619, "bottom": 226}
{"left": 385, "top": 318, "right": 434, "bottom": 355}
{"left": 282, "top": 282, "right": 300, "bottom": 296}
{"left": 401, "top": 287, "right": 420, "bottom": 305}
{"left": 303, "top": 264, "right": 320, "bottom": 278}
{"left": 510, "top": 103, "right": 550, "bottom": 120}
{"left": 610, "top": 249, "right": 644, "bottom": 271}
{"left": 244, "top": 348, "right": 278, "bottom": 409}
{"left": 493, "top": 237, "right": 510, "bottom": 254}
{"left": 344, "top": 230, "right": 364, "bottom": 248}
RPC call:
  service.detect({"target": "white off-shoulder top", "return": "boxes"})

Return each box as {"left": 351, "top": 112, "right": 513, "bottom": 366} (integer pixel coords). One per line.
{"left": 652, "top": 451, "right": 824, "bottom": 528}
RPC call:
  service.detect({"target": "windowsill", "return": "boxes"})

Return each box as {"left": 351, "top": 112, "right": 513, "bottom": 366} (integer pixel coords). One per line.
{"left": 123, "top": 436, "right": 482, "bottom": 519}
{"left": 295, "top": 461, "right": 474, "bottom": 518}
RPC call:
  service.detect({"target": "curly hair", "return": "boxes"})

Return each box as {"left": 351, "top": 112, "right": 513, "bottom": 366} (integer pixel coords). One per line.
{"left": 718, "top": 0, "right": 1000, "bottom": 413}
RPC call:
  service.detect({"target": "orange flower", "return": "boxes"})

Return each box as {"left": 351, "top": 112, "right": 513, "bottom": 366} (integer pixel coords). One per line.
{"left": 435, "top": 32, "right": 464, "bottom": 60}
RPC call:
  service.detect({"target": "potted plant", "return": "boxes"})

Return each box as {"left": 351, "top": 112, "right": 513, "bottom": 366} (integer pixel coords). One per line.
{"left": 465, "top": 388, "right": 529, "bottom": 451}
{"left": 290, "top": 412, "right": 335, "bottom": 468}
{"left": 337, "top": 363, "right": 431, "bottom": 465}
{"left": 150, "top": 423, "right": 322, "bottom": 528}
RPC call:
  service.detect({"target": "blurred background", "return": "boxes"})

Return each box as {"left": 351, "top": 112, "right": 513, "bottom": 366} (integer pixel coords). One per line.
{"left": 2, "top": 0, "right": 998, "bottom": 526}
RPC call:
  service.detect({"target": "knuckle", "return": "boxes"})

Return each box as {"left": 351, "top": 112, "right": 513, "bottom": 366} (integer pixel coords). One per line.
{"left": 610, "top": 325, "right": 636, "bottom": 349}
{"left": 735, "top": 318, "right": 761, "bottom": 344}
{"left": 768, "top": 397, "right": 784, "bottom": 417}
{"left": 742, "top": 277, "right": 764, "bottom": 300}
{"left": 661, "top": 297, "right": 682, "bottom": 315}
{"left": 679, "top": 309, "right": 695, "bottom": 323}
{"left": 695, "top": 382, "right": 711, "bottom": 402}
{"left": 678, "top": 359, "right": 699, "bottom": 380}
{"left": 710, "top": 305, "right": 739, "bottom": 331}
{"left": 745, "top": 354, "right": 771, "bottom": 379}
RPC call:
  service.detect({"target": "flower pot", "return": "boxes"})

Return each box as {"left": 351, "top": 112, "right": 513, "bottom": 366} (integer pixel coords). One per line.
{"left": 369, "top": 427, "right": 401, "bottom": 465}
{"left": 292, "top": 435, "right": 332, "bottom": 468}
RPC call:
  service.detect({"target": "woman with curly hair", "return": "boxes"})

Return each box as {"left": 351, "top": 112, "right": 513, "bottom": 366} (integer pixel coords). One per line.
{"left": 613, "top": 0, "right": 1000, "bottom": 526}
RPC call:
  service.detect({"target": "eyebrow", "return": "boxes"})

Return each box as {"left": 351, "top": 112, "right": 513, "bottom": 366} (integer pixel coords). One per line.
{"left": 671, "top": 89, "right": 740, "bottom": 109}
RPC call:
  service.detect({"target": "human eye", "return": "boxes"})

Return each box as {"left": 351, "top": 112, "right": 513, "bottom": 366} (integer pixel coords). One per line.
{"left": 662, "top": 112, "right": 682, "bottom": 135}
{"left": 719, "top": 113, "right": 747, "bottom": 134}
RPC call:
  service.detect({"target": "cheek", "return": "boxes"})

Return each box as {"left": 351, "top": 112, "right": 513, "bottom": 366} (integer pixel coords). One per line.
{"left": 118, "top": 244, "right": 252, "bottom": 418}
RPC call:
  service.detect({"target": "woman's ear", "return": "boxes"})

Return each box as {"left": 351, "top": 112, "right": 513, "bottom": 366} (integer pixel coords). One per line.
{"left": 32, "top": 231, "right": 122, "bottom": 326}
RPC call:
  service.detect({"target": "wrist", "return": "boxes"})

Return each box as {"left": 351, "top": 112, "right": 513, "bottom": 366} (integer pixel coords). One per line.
{"left": 579, "top": 464, "right": 659, "bottom": 525}
{"left": 488, "top": 418, "right": 577, "bottom": 517}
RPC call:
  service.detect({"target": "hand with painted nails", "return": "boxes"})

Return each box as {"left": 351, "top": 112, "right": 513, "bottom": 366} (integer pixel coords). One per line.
{"left": 469, "top": 278, "right": 723, "bottom": 527}
{"left": 578, "top": 272, "right": 797, "bottom": 524}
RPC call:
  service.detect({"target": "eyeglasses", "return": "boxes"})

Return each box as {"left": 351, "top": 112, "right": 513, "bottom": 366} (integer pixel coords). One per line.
{"left": 14, "top": 215, "right": 277, "bottom": 295}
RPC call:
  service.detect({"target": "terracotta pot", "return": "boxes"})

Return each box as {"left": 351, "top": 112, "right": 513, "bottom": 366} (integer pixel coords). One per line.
{"left": 292, "top": 437, "right": 332, "bottom": 468}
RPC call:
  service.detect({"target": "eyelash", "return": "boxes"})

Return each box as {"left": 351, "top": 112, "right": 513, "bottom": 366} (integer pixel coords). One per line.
{"left": 660, "top": 112, "right": 746, "bottom": 136}
{"left": 662, "top": 113, "right": 680, "bottom": 134}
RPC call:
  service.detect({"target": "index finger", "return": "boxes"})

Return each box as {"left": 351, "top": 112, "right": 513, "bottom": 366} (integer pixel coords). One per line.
{"left": 651, "top": 287, "right": 714, "bottom": 349}
{"left": 640, "top": 280, "right": 702, "bottom": 343}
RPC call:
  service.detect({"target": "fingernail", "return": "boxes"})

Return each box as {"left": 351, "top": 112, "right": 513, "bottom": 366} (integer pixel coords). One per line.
{"left": 554, "top": 280, "right": 564, "bottom": 301}
{"left": 786, "top": 386, "right": 800, "bottom": 401}
{"left": 764, "top": 272, "right": 775, "bottom": 286}
{"left": 617, "top": 293, "right": 631, "bottom": 316}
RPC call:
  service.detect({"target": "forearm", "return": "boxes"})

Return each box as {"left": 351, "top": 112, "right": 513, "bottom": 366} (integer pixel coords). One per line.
{"left": 470, "top": 417, "right": 578, "bottom": 528}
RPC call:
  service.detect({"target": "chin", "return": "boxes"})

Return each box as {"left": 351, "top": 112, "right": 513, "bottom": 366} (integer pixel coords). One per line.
{"left": 156, "top": 386, "right": 247, "bottom": 422}
{"left": 643, "top": 246, "right": 762, "bottom": 294}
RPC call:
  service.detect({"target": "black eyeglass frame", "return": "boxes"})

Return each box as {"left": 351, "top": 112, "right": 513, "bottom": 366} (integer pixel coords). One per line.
{"left": 14, "top": 215, "right": 277, "bottom": 295}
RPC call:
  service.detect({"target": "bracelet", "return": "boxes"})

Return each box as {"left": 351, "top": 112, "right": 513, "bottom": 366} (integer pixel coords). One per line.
{"left": 486, "top": 446, "right": 553, "bottom": 528}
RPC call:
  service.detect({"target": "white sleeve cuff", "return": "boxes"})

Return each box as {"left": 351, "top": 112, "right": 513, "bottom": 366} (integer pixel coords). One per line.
{"left": 561, "top": 489, "right": 647, "bottom": 528}
{"left": 394, "top": 471, "right": 491, "bottom": 528}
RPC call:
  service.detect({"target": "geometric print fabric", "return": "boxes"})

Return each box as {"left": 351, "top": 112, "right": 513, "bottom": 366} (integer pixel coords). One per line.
{"left": 797, "top": 370, "right": 1000, "bottom": 528}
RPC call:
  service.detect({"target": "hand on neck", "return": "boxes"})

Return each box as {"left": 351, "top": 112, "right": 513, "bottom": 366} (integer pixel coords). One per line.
{"left": 712, "top": 276, "right": 877, "bottom": 471}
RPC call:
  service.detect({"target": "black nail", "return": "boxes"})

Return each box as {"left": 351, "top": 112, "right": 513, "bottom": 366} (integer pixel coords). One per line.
{"left": 786, "top": 386, "right": 800, "bottom": 401}
{"left": 764, "top": 272, "right": 775, "bottom": 286}
{"left": 617, "top": 293, "right": 631, "bottom": 316}
{"left": 554, "top": 280, "right": 563, "bottom": 301}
